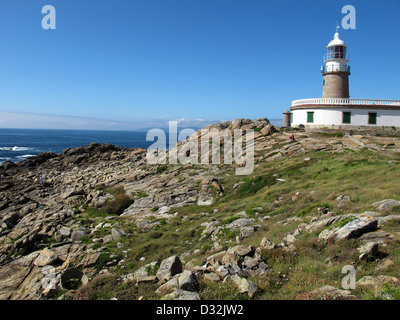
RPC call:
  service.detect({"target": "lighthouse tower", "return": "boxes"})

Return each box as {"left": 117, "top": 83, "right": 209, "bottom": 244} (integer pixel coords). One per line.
{"left": 321, "top": 27, "right": 350, "bottom": 98}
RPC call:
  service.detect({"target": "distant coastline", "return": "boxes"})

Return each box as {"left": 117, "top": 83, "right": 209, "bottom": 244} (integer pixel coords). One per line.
{"left": 0, "top": 119, "right": 282, "bottom": 165}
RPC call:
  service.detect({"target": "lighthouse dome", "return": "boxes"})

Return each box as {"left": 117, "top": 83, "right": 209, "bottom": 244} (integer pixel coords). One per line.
{"left": 327, "top": 32, "right": 347, "bottom": 47}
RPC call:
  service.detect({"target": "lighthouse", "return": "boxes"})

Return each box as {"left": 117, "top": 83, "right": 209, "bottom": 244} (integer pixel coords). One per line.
{"left": 321, "top": 27, "right": 350, "bottom": 98}
{"left": 288, "top": 27, "right": 400, "bottom": 128}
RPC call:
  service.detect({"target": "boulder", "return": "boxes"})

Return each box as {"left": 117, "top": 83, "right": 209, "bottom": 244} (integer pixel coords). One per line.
{"left": 177, "top": 270, "right": 198, "bottom": 292}
{"left": 59, "top": 227, "right": 71, "bottom": 237}
{"left": 155, "top": 278, "right": 179, "bottom": 296}
{"left": 156, "top": 255, "right": 182, "bottom": 283}
{"left": 358, "top": 242, "right": 379, "bottom": 260}
{"left": 305, "top": 285, "right": 356, "bottom": 300}
{"left": 162, "top": 290, "right": 201, "bottom": 300}
{"left": 326, "top": 215, "right": 378, "bottom": 245}
{"left": 229, "top": 275, "right": 259, "bottom": 298}
{"left": 111, "top": 228, "right": 125, "bottom": 241}
{"left": 203, "top": 272, "right": 221, "bottom": 282}
{"left": 70, "top": 228, "right": 90, "bottom": 242}
{"left": 372, "top": 199, "right": 400, "bottom": 211}
{"left": 225, "top": 218, "right": 255, "bottom": 230}
{"left": 34, "top": 248, "right": 58, "bottom": 267}
{"left": 260, "top": 237, "right": 277, "bottom": 250}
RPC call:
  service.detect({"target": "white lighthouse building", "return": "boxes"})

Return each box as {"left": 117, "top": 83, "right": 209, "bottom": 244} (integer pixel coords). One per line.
{"left": 288, "top": 28, "right": 400, "bottom": 128}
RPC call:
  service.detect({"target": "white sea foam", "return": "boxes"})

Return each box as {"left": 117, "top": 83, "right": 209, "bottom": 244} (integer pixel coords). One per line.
{"left": 16, "top": 154, "right": 35, "bottom": 159}
{"left": 0, "top": 146, "right": 32, "bottom": 151}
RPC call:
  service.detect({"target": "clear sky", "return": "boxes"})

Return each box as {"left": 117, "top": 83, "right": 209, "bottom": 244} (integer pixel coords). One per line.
{"left": 0, "top": 0, "right": 399, "bottom": 130}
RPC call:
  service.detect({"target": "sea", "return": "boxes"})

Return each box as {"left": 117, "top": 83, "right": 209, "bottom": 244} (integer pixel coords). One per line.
{"left": 0, "top": 119, "right": 282, "bottom": 166}
{"left": 0, "top": 129, "right": 156, "bottom": 166}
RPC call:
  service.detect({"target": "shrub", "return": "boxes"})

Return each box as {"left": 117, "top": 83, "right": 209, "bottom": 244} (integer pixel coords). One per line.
{"left": 236, "top": 174, "right": 276, "bottom": 197}
{"left": 74, "top": 275, "right": 120, "bottom": 300}
{"left": 102, "top": 194, "right": 133, "bottom": 216}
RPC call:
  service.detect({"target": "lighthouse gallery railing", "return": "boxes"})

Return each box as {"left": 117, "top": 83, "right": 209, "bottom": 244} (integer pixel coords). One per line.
{"left": 291, "top": 98, "right": 400, "bottom": 107}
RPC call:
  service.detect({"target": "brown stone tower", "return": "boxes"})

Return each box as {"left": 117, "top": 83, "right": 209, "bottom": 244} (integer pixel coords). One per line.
{"left": 321, "top": 28, "right": 350, "bottom": 98}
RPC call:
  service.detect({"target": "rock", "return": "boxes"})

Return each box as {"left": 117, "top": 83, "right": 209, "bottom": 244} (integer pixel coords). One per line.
{"left": 0, "top": 251, "right": 40, "bottom": 300}
{"left": 70, "top": 228, "right": 90, "bottom": 242}
{"left": 358, "top": 242, "right": 379, "bottom": 260}
{"left": 226, "top": 245, "right": 254, "bottom": 258}
{"left": 358, "top": 229, "right": 393, "bottom": 244}
{"left": 260, "top": 237, "right": 277, "bottom": 250}
{"left": 243, "top": 255, "right": 260, "bottom": 270}
{"left": 34, "top": 248, "right": 58, "bottom": 267}
{"left": 133, "top": 261, "right": 160, "bottom": 282}
{"left": 285, "top": 234, "right": 296, "bottom": 244}
{"left": 103, "top": 235, "right": 113, "bottom": 243}
{"left": 377, "top": 215, "right": 400, "bottom": 225}
{"left": 177, "top": 270, "right": 198, "bottom": 291}
{"left": 239, "top": 226, "right": 256, "bottom": 239}
{"left": 357, "top": 275, "right": 399, "bottom": 288}
{"left": 305, "top": 285, "right": 356, "bottom": 300}
{"left": 203, "top": 272, "right": 221, "bottom": 282}
{"left": 197, "top": 195, "right": 214, "bottom": 206}
{"left": 372, "top": 199, "right": 400, "bottom": 211}
{"left": 326, "top": 215, "right": 378, "bottom": 245}
{"left": 305, "top": 216, "right": 342, "bottom": 234}
{"left": 155, "top": 277, "right": 179, "bottom": 296}
{"left": 162, "top": 289, "right": 201, "bottom": 300}
{"left": 111, "top": 228, "right": 125, "bottom": 241}
{"left": 225, "top": 218, "right": 255, "bottom": 230}
{"left": 157, "top": 206, "right": 170, "bottom": 214}
{"left": 81, "top": 252, "right": 102, "bottom": 268}
{"left": 156, "top": 256, "right": 183, "bottom": 283}
{"left": 59, "top": 227, "right": 71, "bottom": 237}
{"left": 229, "top": 275, "right": 259, "bottom": 298}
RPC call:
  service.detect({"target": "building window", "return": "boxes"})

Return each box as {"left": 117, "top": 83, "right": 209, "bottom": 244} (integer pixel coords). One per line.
{"left": 342, "top": 111, "right": 351, "bottom": 124}
{"left": 368, "top": 112, "right": 377, "bottom": 125}
{"left": 307, "top": 112, "right": 314, "bottom": 123}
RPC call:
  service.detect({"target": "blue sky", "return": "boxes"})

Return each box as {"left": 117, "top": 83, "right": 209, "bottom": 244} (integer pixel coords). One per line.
{"left": 0, "top": 0, "right": 399, "bottom": 130}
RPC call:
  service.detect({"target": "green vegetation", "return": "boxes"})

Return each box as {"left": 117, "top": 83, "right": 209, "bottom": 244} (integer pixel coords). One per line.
{"left": 70, "top": 143, "right": 400, "bottom": 300}
{"left": 236, "top": 174, "right": 276, "bottom": 197}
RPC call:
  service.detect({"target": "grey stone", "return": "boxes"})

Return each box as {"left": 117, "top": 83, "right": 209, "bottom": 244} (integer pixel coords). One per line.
{"left": 156, "top": 255, "right": 182, "bottom": 283}
{"left": 203, "top": 272, "right": 221, "bottom": 282}
{"left": 70, "top": 228, "right": 89, "bottom": 242}
{"left": 226, "top": 218, "right": 255, "bottom": 230}
{"left": 111, "top": 228, "right": 125, "bottom": 241}
{"left": 162, "top": 289, "right": 201, "bottom": 300}
{"left": 59, "top": 226, "right": 71, "bottom": 237}
{"left": 326, "top": 215, "right": 378, "bottom": 244}
{"left": 372, "top": 199, "right": 400, "bottom": 211}
{"left": 177, "top": 270, "right": 198, "bottom": 292}
{"left": 34, "top": 248, "right": 58, "bottom": 267}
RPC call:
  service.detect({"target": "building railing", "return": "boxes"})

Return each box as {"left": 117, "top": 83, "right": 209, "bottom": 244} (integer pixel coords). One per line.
{"left": 292, "top": 98, "right": 400, "bottom": 107}
{"left": 321, "top": 65, "right": 350, "bottom": 73}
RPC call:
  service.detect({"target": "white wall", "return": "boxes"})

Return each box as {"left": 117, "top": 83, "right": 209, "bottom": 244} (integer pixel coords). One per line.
{"left": 291, "top": 108, "right": 400, "bottom": 127}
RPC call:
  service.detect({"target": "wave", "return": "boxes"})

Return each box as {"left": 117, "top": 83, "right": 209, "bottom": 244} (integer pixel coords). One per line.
{"left": 16, "top": 154, "right": 35, "bottom": 159}
{"left": 0, "top": 146, "right": 33, "bottom": 151}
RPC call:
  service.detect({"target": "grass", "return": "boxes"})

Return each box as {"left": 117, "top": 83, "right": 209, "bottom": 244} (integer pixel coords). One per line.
{"left": 65, "top": 141, "right": 400, "bottom": 300}
{"left": 236, "top": 174, "right": 277, "bottom": 197}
